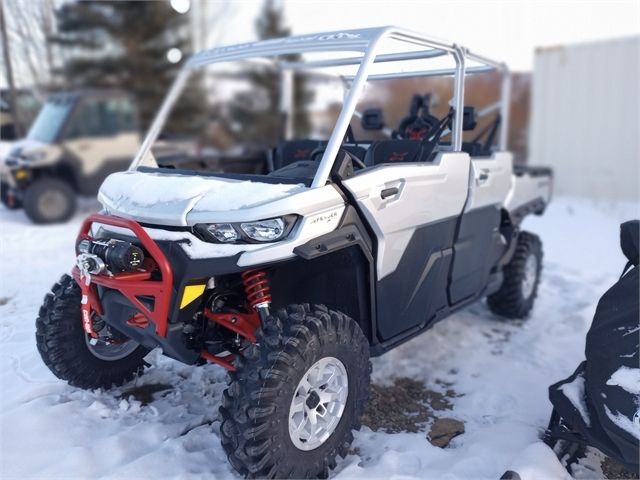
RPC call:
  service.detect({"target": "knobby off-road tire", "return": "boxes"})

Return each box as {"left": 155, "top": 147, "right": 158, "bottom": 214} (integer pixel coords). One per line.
{"left": 220, "top": 304, "right": 371, "bottom": 479}
{"left": 23, "top": 178, "right": 76, "bottom": 224}
{"left": 36, "top": 274, "right": 148, "bottom": 389}
{"left": 488, "top": 231, "right": 543, "bottom": 319}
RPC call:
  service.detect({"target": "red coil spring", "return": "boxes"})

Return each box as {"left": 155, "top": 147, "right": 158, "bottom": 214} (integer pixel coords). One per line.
{"left": 241, "top": 269, "right": 272, "bottom": 309}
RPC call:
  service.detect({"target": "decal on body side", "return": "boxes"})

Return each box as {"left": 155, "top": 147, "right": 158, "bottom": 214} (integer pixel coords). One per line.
{"left": 237, "top": 205, "right": 346, "bottom": 267}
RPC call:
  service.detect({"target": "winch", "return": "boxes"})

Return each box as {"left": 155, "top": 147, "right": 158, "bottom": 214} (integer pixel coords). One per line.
{"left": 77, "top": 238, "right": 144, "bottom": 275}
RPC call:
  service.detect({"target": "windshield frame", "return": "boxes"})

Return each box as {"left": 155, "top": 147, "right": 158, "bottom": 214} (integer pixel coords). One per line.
{"left": 129, "top": 26, "right": 510, "bottom": 188}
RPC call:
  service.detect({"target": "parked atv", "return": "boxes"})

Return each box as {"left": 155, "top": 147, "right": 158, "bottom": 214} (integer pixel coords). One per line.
{"left": 1, "top": 90, "right": 139, "bottom": 223}
{"left": 35, "top": 27, "right": 553, "bottom": 478}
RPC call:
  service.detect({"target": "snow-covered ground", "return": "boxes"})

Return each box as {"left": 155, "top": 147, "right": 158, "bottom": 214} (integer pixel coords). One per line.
{"left": 0, "top": 197, "right": 637, "bottom": 479}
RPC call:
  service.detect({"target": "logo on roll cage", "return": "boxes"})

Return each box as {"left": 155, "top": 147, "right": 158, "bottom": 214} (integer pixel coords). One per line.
{"left": 199, "top": 33, "right": 363, "bottom": 59}
{"left": 317, "top": 33, "right": 362, "bottom": 41}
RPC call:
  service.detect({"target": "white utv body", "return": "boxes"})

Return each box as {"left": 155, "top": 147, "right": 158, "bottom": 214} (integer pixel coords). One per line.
{"left": 36, "top": 27, "right": 552, "bottom": 479}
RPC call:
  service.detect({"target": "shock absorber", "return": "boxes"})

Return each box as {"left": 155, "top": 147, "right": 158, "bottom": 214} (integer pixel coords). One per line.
{"left": 241, "top": 269, "right": 271, "bottom": 322}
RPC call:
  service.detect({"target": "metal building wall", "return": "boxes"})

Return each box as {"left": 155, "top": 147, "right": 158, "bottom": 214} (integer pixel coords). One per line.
{"left": 529, "top": 37, "right": 639, "bottom": 203}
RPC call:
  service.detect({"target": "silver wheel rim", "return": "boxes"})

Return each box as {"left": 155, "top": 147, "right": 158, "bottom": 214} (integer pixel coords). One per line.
{"left": 288, "top": 356, "right": 349, "bottom": 451}
{"left": 85, "top": 334, "right": 139, "bottom": 361}
{"left": 521, "top": 254, "right": 538, "bottom": 299}
{"left": 38, "top": 189, "right": 68, "bottom": 220}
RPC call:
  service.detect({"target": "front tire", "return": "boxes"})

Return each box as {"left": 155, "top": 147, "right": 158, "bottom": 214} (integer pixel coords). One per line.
{"left": 0, "top": 182, "right": 21, "bottom": 209}
{"left": 23, "top": 178, "right": 76, "bottom": 224}
{"left": 488, "top": 231, "right": 543, "bottom": 319}
{"left": 220, "top": 304, "right": 371, "bottom": 478}
{"left": 36, "top": 274, "right": 148, "bottom": 389}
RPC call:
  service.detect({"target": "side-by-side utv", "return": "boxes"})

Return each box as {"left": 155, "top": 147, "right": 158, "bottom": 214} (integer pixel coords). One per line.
{"left": 35, "top": 27, "right": 552, "bottom": 478}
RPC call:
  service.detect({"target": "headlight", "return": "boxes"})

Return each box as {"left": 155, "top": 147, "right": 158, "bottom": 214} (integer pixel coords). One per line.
{"left": 240, "top": 218, "right": 285, "bottom": 242}
{"left": 22, "top": 150, "right": 46, "bottom": 163}
{"left": 196, "top": 215, "right": 297, "bottom": 244}
{"left": 206, "top": 223, "right": 239, "bottom": 243}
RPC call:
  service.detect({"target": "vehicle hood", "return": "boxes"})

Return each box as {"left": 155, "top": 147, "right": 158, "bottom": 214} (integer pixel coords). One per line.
{"left": 6, "top": 138, "right": 48, "bottom": 158}
{"left": 0, "top": 141, "right": 14, "bottom": 176}
{"left": 98, "top": 170, "right": 306, "bottom": 226}
{"left": 0, "top": 140, "right": 16, "bottom": 159}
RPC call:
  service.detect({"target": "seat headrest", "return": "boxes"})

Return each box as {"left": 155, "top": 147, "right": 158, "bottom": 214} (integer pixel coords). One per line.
{"left": 396, "top": 94, "right": 439, "bottom": 140}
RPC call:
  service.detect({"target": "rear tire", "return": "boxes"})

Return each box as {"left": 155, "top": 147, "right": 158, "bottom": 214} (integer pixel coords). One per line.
{"left": 23, "top": 178, "right": 76, "bottom": 224}
{"left": 219, "top": 304, "right": 371, "bottom": 478}
{"left": 488, "top": 231, "right": 543, "bottom": 319}
{"left": 36, "top": 274, "right": 148, "bottom": 389}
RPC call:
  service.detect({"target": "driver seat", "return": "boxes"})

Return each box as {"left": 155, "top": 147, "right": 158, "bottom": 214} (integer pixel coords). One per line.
{"left": 273, "top": 140, "right": 326, "bottom": 170}
{"left": 273, "top": 140, "right": 366, "bottom": 171}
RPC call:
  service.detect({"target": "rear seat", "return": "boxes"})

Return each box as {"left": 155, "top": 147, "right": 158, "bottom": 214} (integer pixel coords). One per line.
{"left": 363, "top": 140, "right": 426, "bottom": 166}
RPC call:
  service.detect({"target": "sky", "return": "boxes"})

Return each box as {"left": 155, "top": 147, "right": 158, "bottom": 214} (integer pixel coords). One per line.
{"left": 210, "top": 0, "right": 640, "bottom": 72}
{"left": 2, "top": 0, "right": 638, "bottom": 87}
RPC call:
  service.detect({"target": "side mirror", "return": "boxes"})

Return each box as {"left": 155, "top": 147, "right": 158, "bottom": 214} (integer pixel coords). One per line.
{"left": 361, "top": 108, "right": 385, "bottom": 131}
{"left": 462, "top": 106, "right": 477, "bottom": 131}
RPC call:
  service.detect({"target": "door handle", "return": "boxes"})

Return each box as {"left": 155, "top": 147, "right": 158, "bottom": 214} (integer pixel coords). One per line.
{"left": 380, "top": 186, "right": 399, "bottom": 199}
{"left": 477, "top": 171, "right": 489, "bottom": 184}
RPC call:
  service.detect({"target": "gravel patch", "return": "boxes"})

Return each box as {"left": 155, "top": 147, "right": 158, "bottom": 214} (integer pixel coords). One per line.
{"left": 601, "top": 456, "right": 639, "bottom": 479}
{"left": 361, "top": 377, "right": 459, "bottom": 434}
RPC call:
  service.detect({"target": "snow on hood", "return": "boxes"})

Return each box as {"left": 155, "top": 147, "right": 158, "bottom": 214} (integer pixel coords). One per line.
{"left": 6, "top": 138, "right": 48, "bottom": 156}
{"left": 1, "top": 139, "right": 47, "bottom": 173}
{"left": 0, "top": 140, "right": 16, "bottom": 160}
{"left": 98, "top": 170, "right": 306, "bottom": 225}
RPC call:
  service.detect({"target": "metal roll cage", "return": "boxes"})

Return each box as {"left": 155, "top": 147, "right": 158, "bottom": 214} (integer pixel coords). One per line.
{"left": 130, "top": 26, "right": 510, "bottom": 189}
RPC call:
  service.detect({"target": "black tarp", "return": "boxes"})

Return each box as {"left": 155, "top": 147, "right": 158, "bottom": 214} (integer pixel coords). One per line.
{"left": 548, "top": 220, "right": 639, "bottom": 471}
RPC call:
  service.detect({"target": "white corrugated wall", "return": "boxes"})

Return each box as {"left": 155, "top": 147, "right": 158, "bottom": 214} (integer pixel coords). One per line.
{"left": 529, "top": 37, "right": 640, "bottom": 203}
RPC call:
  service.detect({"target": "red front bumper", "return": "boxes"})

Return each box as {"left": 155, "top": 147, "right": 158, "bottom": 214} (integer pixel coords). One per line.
{"left": 72, "top": 213, "right": 174, "bottom": 337}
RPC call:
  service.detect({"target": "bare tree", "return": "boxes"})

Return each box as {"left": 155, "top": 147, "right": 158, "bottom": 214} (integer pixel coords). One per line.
{"left": 2, "top": 0, "right": 58, "bottom": 89}
{"left": 0, "top": 0, "right": 21, "bottom": 136}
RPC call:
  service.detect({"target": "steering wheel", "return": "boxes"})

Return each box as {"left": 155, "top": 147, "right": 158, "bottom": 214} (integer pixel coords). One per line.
{"left": 309, "top": 147, "right": 367, "bottom": 170}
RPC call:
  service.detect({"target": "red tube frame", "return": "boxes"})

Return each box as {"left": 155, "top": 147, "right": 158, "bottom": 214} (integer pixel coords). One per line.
{"left": 200, "top": 351, "right": 237, "bottom": 372}
{"left": 203, "top": 308, "right": 260, "bottom": 343}
{"left": 71, "top": 213, "right": 173, "bottom": 337}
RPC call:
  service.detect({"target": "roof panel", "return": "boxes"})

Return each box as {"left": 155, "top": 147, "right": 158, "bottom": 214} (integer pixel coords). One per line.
{"left": 183, "top": 25, "right": 507, "bottom": 77}
{"left": 186, "top": 27, "right": 386, "bottom": 69}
